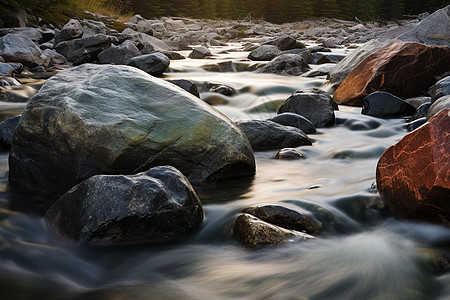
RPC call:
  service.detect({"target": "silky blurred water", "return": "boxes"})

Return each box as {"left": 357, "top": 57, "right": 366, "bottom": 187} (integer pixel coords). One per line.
{"left": 0, "top": 44, "right": 449, "bottom": 300}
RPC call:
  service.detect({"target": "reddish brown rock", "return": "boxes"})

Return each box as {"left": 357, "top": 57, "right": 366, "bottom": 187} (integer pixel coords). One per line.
{"left": 376, "top": 109, "right": 450, "bottom": 226}
{"left": 333, "top": 41, "right": 450, "bottom": 106}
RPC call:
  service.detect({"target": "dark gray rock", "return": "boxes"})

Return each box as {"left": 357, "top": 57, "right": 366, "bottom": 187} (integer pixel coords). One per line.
{"left": 80, "top": 19, "right": 110, "bottom": 38}
{"left": 9, "top": 64, "right": 255, "bottom": 195}
{"left": 404, "top": 96, "right": 432, "bottom": 109}
{"left": 315, "top": 53, "right": 346, "bottom": 64}
{"left": 277, "top": 91, "right": 336, "bottom": 127}
{"left": 361, "top": 92, "right": 416, "bottom": 118}
{"left": 210, "top": 84, "right": 237, "bottom": 96}
{"left": 36, "top": 28, "right": 55, "bottom": 43}
{"left": 409, "top": 103, "right": 431, "bottom": 122}
{"left": 43, "top": 49, "right": 67, "bottom": 67}
{"left": 98, "top": 41, "right": 141, "bottom": 65}
{"left": 0, "top": 27, "right": 42, "bottom": 42}
{"left": 326, "top": 39, "right": 391, "bottom": 88}
{"left": 398, "top": 5, "right": 450, "bottom": 46}
{"left": 301, "top": 63, "right": 335, "bottom": 78}
{"left": 427, "top": 95, "right": 450, "bottom": 120}
{"left": 279, "top": 48, "right": 313, "bottom": 64}
{"left": 55, "top": 34, "right": 111, "bottom": 65}
{"left": 256, "top": 54, "right": 310, "bottom": 76}
{"left": 166, "top": 79, "right": 200, "bottom": 98}
{"left": 128, "top": 52, "right": 170, "bottom": 76}
{"left": 160, "top": 51, "right": 185, "bottom": 60}
{"left": 0, "top": 62, "right": 14, "bottom": 77}
{"left": 431, "top": 76, "right": 450, "bottom": 103}
{"left": 45, "top": 166, "right": 204, "bottom": 244}
{"left": 0, "top": 9, "right": 30, "bottom": 27}
{"left": 236, "top": 120, "right": 311, "bottom": 151}
{"left": 126, "top": 14, "right": 155, "bottom": 36}
{"left": 0, "top": 34, "right": 49, "bottom": 68}
{"left": 188, "top": 47, "right": 212, "bottom": 59}
{"left": 217, "top": 61, "right": 237, "bottom": 72}
{"left": 113, "top": 29, "right": 171, "bottom": 54}
{"left": 0, "top": 115, "right": 20, "bottom": 150}
{"left": 54, "top": 19, "right": 84, "bottom": 46}
{"left": 406, "top": 117, "right": 427, "bottom": 132}
{"left": 264, "top": 36, "right": 306, "bottom": 51}
{"left": 248, "top": 204, "right": 316, "bottom": 234}
{"left": 248, "top": 45, "right": 280, "bottom": 61}
{"left": 233, "top": 213, "right": 314, "bottom": 248}
{"left": 274, "top": 148, "right": 305, "bottom": 160}
{"left": 269, "top": 112, "right": 316, "bottom": 134}
{"left": 39, "top": 41, "right": 55, "bottom": 50}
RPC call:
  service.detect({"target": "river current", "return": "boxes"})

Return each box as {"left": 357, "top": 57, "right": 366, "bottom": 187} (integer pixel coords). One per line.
{"left": 0, "top": 43, "right": 449, "bottom": 299}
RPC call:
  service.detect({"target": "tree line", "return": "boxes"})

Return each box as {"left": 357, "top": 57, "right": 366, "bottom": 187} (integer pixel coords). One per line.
{"left": 129, "top": 0, "right": 449, "bottom": 23}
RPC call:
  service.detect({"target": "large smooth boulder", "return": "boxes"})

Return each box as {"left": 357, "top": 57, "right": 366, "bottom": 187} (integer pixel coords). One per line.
{"left": 361, "top": 92, "right": 416, "bottom": 118}
{"left": 376, "top": 109, "right": 450, "bottom": 226}
{"left": 333, "top": 41, "right": 450, "bottom": 106}
{"left": 326, "top": 39, "right": 392, "bottom": 88}
{"left": 398, "top": 5, "right": 450, "bottom": 46}
{"left": 278, "top": 90, "right": 336, "bottom": 127}
{"left": 0, "top": 34, "right": 49, "bottom": 68}
{"left": 45, "top": 166, "right": 204, "bottom": 244}
{"left": 55, "top": 34, "right": 111, "bottom": 65}
{"left": 127, "top": 52, "right": 170, "bottom": 76}
{"left": 54, "top": 19, "right": 84, "bottom": 45}
{"left": 98, "top": 41, "right": 141, "bottom": 65}
{"left": 9, "top": 64, "right": 255, "bottom": 195}
{"left": 233, "top": 213, "right": 314, "bottom": 248}
{"left": 248, "top": 45, "right": 280, "bottom": 61}
{"left": 257, "top": 54, "right": 311, "bottom": 75}
{"left": 236, "top": 120, "right": 311, "bottom": 151}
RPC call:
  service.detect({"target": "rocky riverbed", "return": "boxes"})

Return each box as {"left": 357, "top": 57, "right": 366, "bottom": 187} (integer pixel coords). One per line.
{"left": 0, "top": 4, "right": 449, "bottom": 299}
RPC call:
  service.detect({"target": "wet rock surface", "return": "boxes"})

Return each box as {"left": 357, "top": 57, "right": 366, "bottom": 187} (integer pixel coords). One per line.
{"left": 361, "top": 92, "right": 417, "bottom": 118}
{"left": 45, "top": 166, "right": 204, "bottom": 244}
{"left": 274, "top": 148, "right": 305, "bottom": 160}
{"left": 127, "top": 52, "right": 170, "bottom": 76}
{"left": 269, "top": 112, "right": 316, "bottom": 134}
{"left": 376, "top": 109, "right": 450, "bottom": 226}
{"left": 9, "top": 64, "right": 255, "bottom": 195}
{"left": 236, "top": 120, "right": 312, "bottom": 151}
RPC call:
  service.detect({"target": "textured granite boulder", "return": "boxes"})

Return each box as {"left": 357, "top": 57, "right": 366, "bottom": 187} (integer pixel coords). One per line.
{"left": 233, "top": 213, "right": 314, "bottom": 248}
{"left": 45, "top": 166, "right": 204, "bottom": 244}
{"left": 333, "top": 41, "right": 450, "bottom": 106}
{"left": 98, "top": 41, "right": 141, "bottom": 65}
{"left": 248, "top": 45, "right": 280, "bottom": 61}
{"left": 9, "top": 64, "right": 255, "bottom": 195}
{"left": 398, "top": 4, "right": 450, "bottom": 46}
{"left": 278, "top": 90, "right": 336, "bottom": 127}
{"left": 361, "top": 92, "right": 416, "bottom": 118}
{"left": 0, "top": 34, "right": 49, "bottom": 68}
{"left": 54, "top": 19, "right": 84, "bottom": 45}
{"left": 127, "top": 52, "right": 170, "bottom": 76}
{"left": 236, "top": 120, "right": 311, "bottom": 151}
{"left": 376, "top": 109, "right": 450, "bottom": 226}
{"left": 55, "top": 34, "right": 111, "bottom": 65}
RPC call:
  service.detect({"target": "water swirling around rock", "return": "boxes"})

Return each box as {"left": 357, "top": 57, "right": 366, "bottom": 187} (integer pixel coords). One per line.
{"left": 0, "top": 43, "right": 449, "bottom": 299}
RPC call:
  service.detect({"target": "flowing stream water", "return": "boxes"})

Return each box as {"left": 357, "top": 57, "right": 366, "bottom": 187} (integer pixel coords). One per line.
{"left": 0, "top": 43, "right": 449, "bottom": 299}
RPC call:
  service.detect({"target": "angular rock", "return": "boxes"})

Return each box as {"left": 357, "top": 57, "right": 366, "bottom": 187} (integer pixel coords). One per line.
{"left": 269, "top": 112, "right": 316, "bottom": 134}
{"left": 37, "top": 28, "right": 55, "bottom": 43}
{"left": 301, "top": 63, "right": 335, "bottom": 78}
{"left": 404, "top": 96, "right": 432, "bottom": 109}
{"left": 166, "top": 79, "right": 200, "bottom": 98}
{"left": 128, "top": 52, "right": 170, "bottom": 76}
{"left": 315, "top": 53, "right": 345, "bottom": 64}
{"left": 264, "top": 36, "right": 306, "bottom": 51}
{"left": 55, "top": 34, "right": 111, "bottom": 65}
{"left": 256, "top": 54, "right": 310, "bottom": 76}
{"left": 236, "top": 120, "right": 311, "bottom": 151}
{"left": 278, "top": 91, "right": 336, "bottom": 127}
{"left": 0, "top": 27, "right": 42, "bottom": 42}
{"left": 0, "top": 115, "right": 20, "bottom": 150}
{"left": 248, "top": 45, "right": 280, "bottom": 61}
{"left": 54, "top": 19, "right": 84, "bottom": 45}
{"left": 248, "top": 204, "right": 316, "bottom": 234}
{"left": 405, "top": 117, "right": 427, "bottom": 132}
{"left": 280, "top": 48, "right": 313, "bottom": 64}
{"left": 98, "top": 41, "right": 141, "bottom": 65}
{"left": 0, "top": 62, "right": 14, "bottom": 77}
{"left": 233, "top": 213, "right": 314, "bottom": 248}
{"left": 188, "top": 47, "right": 212, "bottom": 59}
{"left": 274, "top": 148, "right": 305, "bottom": 160}
{"left": 333, "top": 41, "right": 450, "bottom": 106}
{"left": 127, "top": 14, "right": 155, "bottom": 35}
{"left": 431, "top": 76, "right": 450, "bottom": 103}
{"left": 43, "top": 49, "right": 67, "bottom": 67}
{"left": 376, "top": 109, "right": 450, "bottom": 226}
{"left": 113, "top": 29, "right": 172, "bottom": 53}
{"left": 326, "top": 39, "right": 392, "bottom": 88}
{"left": 217, "top": 61, "right": 237, "bottom": 72}
{"left": 427, "top": 95, "right": 450, "bottom": 120}
{"left": 0, "top": 34, "right": 49, "bottom": 68}
{"left": 398, "top": 5, "right": 450, "bottom": 46}
{"left": 361, "top": 92, "right": 416, "bottom": 118}
{"left": 45, "top": 166, "right": 204, "bottom": 244}
{"left": 160, "top": 51, "right": 185, "bottom": 60}
{"left": 9, "top": 64, "right": 255, "bottom": 195}
{"left": 80, "top": 20, "right": 111, "bottom": 38}
{"left": 409, "top": 103, "right": 431, "bottom": 122}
